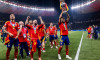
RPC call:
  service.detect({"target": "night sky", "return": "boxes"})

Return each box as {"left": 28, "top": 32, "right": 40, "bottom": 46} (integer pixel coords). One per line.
{"left": 8, "top": 0, "right": 89, "bottom": 13}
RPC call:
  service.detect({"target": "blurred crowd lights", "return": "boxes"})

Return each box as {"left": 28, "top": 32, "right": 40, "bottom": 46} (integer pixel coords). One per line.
{"left": 0, "top": 0, "right": 55, "bottom": 11}
{"left": 71, "top": 0, "right": 96, "bottom": 9}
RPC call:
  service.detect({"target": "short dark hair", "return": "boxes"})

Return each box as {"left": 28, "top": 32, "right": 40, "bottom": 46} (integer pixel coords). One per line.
{"left": 60, "top": 17, "right": 65, "bottom": 22}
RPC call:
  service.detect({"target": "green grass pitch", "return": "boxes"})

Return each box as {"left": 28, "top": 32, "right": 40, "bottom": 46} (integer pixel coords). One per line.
{"left": 0, "top": 31, "right": 100, "bottom": 60}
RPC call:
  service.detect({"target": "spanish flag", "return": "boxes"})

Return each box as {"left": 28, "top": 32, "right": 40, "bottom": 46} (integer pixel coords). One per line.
{"left": 32, "top": 39, "right": 37, "bottom": 52}
{"left": 65, "top": 3, "right": 69, "bottom": 11}
{"left": 4, "top": 36, "right": 10, "bottom": 45}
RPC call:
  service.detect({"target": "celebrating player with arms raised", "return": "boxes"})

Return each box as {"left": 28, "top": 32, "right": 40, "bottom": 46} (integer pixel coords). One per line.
{"left": 18, "top": 21, "right": 29, "bottom": 59}
{"left": 58, "top": 10, "right": 72, "bottom": 60}
{"left": 25, "top": 16, "right": 44, "bottom": 60}
{"left": 3, "top": 14, "right": 20, "bottom": 60}
{"left": 38, "top": 16, "right": 46, "bottom": 52}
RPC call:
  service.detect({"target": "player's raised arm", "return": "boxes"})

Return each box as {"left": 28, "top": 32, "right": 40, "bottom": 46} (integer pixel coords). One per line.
{"left": 25, "top": 16, "right": 30, "bottom": 25}
{"left": 66, "top": 12, "right": 70, "bottom": 23}
{"left": 43, "top": 25, "right": 46, "bottom": 36}
{"left": 59, "top": 10, "right": 63, "bottom": 23}
{"left": 38, "top": 16, "right": 44, "bottom": 24}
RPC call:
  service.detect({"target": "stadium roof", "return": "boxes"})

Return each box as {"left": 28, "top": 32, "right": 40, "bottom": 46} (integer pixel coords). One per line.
{"left": 0, "top": 0, "right": 55, "bottom": 16}
{"left": 71, "top": 0, "right": 100, "bottom": 14}
{"left": 0, "top": 0, "right": 99, "bottom": 16}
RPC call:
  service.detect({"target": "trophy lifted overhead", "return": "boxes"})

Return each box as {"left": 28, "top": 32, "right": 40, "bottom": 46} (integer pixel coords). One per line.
{"left": 60, "top": 0, "right": 69, "bottom": 13}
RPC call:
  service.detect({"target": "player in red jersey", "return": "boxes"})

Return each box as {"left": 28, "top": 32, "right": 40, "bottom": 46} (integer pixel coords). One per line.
{"left": 18, "top": 21, "right": 29, "bottom": 59}
{"left": 27, "top": 20, "right": 33, "bottom": 53}
{"left": 25, "top": 16, "right": 44, "bottom": 60}
{"left": 3, "top": 14, "right": 20, "bottom": 60}
{"left": 1, "top": 27, "right": 7, "bottom": 43}
{"left": 87, "top": 26, "right": 92, "bottom": 39}
{"left": 48, "top": 23, "right": 58, "bottom": 48}
{"left": 58, "top": 10, "right": 72, "bottom": 60}
{"left": 46, "top": 28, "right": 49, "bottom": 38}
{"left": 54, "top": 25, "right": 59, "bottom": 46}
{"left": 38, "top": 16, "right": 46, "bottom": 52}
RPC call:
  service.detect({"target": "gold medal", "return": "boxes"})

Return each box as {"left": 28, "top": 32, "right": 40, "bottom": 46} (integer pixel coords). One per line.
{"left": 10, "top": 21, "right": 16, "bottom": 30}
{"left": 13, "top": 26, "right": 15, "bottom": 29}
{"left": 33, "top": 26, "right": 37, "bottom": 34}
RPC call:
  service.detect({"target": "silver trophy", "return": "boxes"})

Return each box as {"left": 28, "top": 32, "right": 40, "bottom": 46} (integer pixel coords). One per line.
{"left": 60, "top": 0, "right": 67, "bottom": 13}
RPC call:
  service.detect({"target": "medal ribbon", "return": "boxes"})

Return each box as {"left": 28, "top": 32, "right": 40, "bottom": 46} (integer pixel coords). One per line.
{"left": 22, "top": 28, "right": 27, "bottom": 38}
{"left": 50, "top": 27, "right": 53, "bottom": 31}
{"left": 63, "top": 23, "right": 66, "bottom": 30}
{"left": 33, "top": 26, "right": 37, "bottom": 34}
{"left": 10, "top": 21, "right": 16, "bottom": 29}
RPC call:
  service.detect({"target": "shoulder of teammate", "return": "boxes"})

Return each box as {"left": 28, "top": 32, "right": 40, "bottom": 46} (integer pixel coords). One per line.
{"left": 15, "top": 22, "right": 20, "bottom": 29}
{"left": 4, "top": 21, "right": 10, "bottom": 27}
{"left": 38, "top": 24, "right": 44, "bottom": 29}
{"left": 5, "top": 21, "right": 10, "bottom": 23}
{"left": 15, "top": 22, "right": 19, "bottom": 25}
{"left": 5, "top": 21, "right": 10, "bottom": 24}
{"left": 25, "top": 24, "right": 32, "bottom": 29}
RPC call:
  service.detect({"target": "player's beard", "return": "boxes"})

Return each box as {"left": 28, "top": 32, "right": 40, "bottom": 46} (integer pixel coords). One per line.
{"left": 10, "top": 19, "right": 15, "bottom": 22}
{"left": 30, "top": 23, "right": 33, "bottom": 25}
{"left": 35, "top": 23, "right": 37, "bottom": 26}
{"left": 62, "top": 20, "right": 65, "bottom": 23}
{"left": 62, "top": 21, "right": 65, "bottom": 23}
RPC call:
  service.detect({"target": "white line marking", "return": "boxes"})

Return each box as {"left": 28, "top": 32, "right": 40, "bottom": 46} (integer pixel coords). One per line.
{"left": 74, "top": 31, "right": 84, "bottom": 60}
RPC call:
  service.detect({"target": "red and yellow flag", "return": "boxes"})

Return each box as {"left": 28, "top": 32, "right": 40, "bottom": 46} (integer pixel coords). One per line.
{"left": 60, "top": 2, "right": 69, "bottom": 11}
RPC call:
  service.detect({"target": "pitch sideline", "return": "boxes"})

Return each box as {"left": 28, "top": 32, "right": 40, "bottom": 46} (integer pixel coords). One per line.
{"left": 74, "top": 31, "right": 84, "bottom": 60}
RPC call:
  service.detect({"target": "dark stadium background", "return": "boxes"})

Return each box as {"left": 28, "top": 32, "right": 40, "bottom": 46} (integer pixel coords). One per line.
{"left": 0, "top": 0, "right": 100, "bottom": 30}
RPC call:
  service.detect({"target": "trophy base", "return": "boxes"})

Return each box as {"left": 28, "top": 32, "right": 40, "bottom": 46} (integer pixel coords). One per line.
{"left": 63, "top": 11, "right": 67, "bottom": 14}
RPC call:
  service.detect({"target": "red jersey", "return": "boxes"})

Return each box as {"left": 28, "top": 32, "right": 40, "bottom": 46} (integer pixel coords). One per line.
{"left": 46, "top": 28, "right": 49, "bottom": 34}
{"left": 38, "top": 25, "right": 45, "bottom": 37}
{"left": 48, "top": 26, "right": 56, "bottom": 35}
{"left": 55, "top": 27, "right": 57, "bottom": 35}
{"left": 0, "top": 29, "right": 3, "bottom": 35}
{"left": 18, "top": 27, "right": 27, "bottom": 42}
{"left": 87, "top": 27, "right": 92, "bottom": 33}
{"left": 4, "top": 21, "right": 19, "bottom": 38}
{"left": 58, "top": 22, "right": 68, "bottom": 35}
{"left": 25, "top": 24, "right": 43, "bottom": 41}
{"left": 27, "top": 25, "right": 32, "bottom": 37}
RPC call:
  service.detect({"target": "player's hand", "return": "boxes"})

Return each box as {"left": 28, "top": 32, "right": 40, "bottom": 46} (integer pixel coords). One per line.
{"left": 9, "top": 33, "right": 13, "bottom": 37}
{"left": 20, "top": 25, "right": 23, "bottom": 29}
{"left": 38, "top": 16, "right": 42, "bottom": 19}
{"left": 27, "top": 16, "right": 30, "bottom": 20}
{"left": 15, "top": 35, "right": 18, "bottom": 39}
